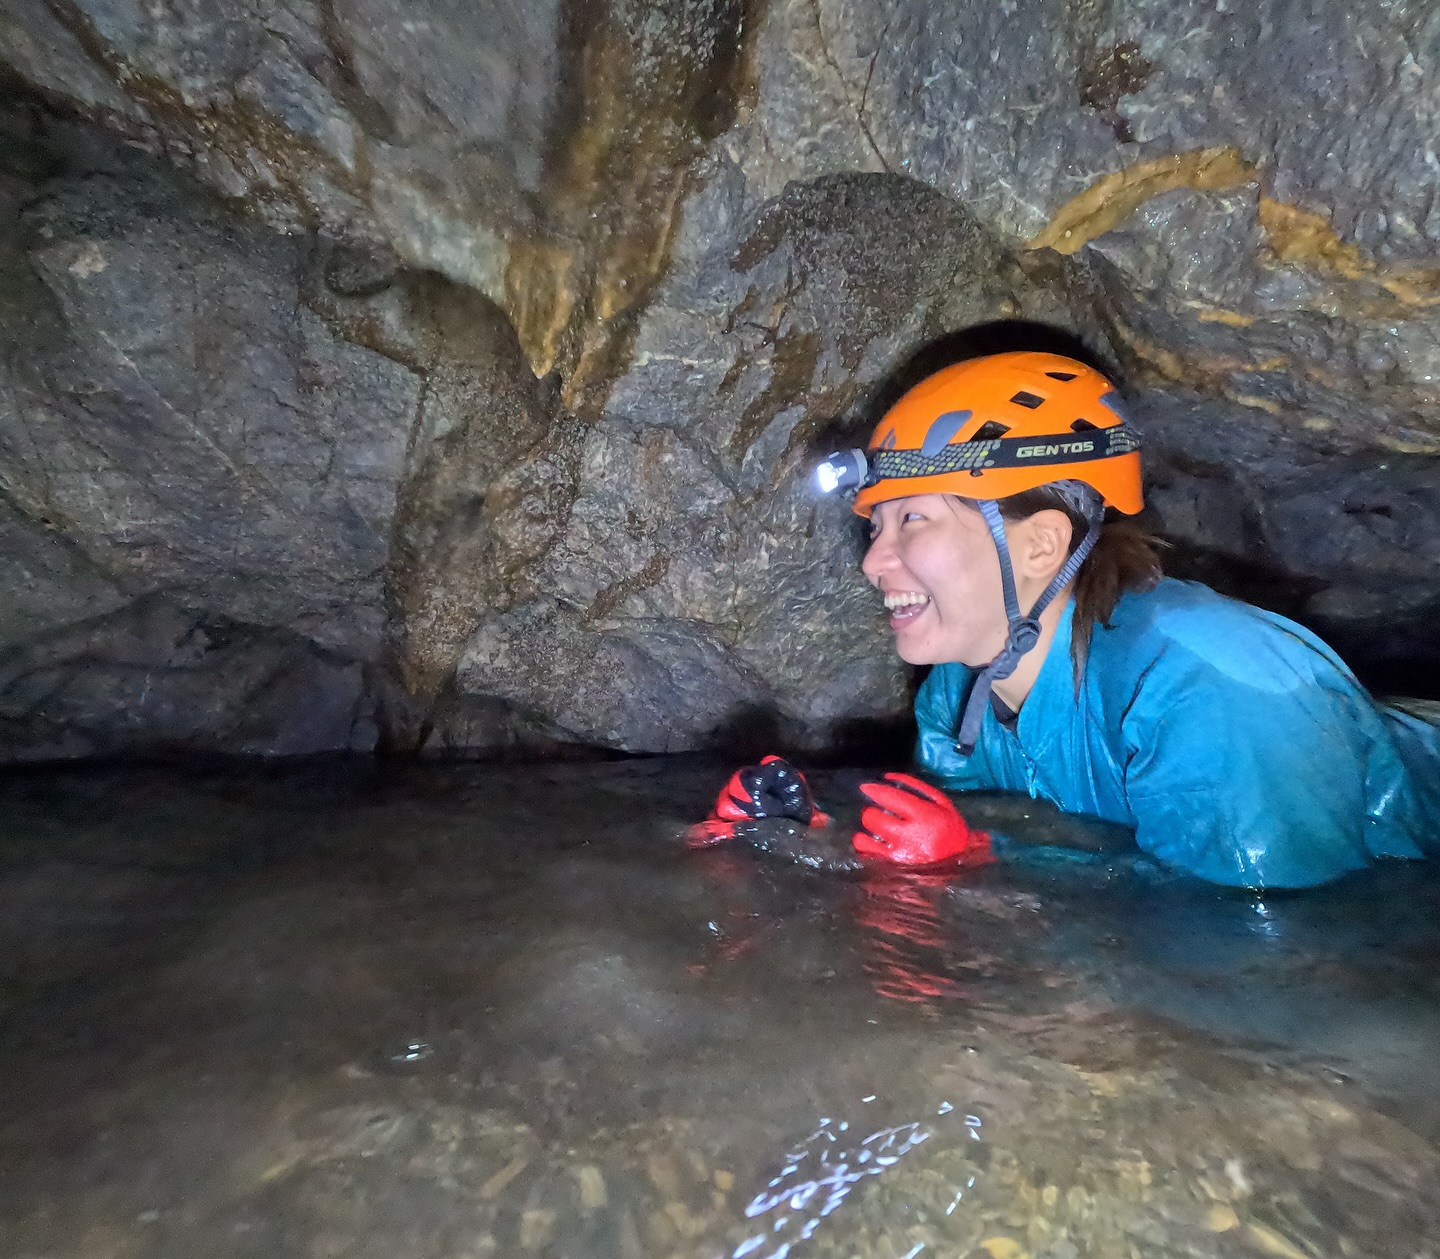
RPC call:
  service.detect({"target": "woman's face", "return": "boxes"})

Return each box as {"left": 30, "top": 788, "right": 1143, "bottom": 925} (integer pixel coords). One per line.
{"left": 860, "top": 494, "right": 1011, "bottom": 667}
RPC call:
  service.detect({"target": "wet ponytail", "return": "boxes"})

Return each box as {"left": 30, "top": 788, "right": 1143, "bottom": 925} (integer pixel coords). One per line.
{"left": 992, "top": 487, "right": 1163, "bottom": 686}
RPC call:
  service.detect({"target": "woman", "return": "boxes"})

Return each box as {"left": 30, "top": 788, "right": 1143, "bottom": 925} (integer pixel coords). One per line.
{"left": 803, "top": 351, "right": 1440, "bottom": 887}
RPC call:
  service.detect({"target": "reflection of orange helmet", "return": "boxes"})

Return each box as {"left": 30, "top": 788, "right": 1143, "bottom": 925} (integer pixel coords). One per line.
{"left": 849, "top": 352, "right": 1143, "bottom": 518}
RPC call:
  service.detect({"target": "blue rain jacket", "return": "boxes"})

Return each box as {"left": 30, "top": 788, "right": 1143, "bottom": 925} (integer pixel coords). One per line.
{"left": 916, "top": 578, "right": 1440, "bottom": 888}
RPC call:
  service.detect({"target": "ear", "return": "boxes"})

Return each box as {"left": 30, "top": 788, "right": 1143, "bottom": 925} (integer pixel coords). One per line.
{"left": 1015, "top": 508, "right": 1074, "bottom": 581}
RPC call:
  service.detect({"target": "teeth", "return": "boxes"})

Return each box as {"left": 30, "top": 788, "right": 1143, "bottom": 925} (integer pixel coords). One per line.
{"left": 884, "top": 592, "right": 931, "bottom": 610}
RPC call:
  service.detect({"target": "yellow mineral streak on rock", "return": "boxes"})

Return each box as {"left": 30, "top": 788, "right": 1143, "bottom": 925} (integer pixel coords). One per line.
{"left": 1190, "top": 304, "right": 1256, "bottom": 327}
{"left": 504, "top": 239, "right": 578, "bottom": 380}
{"left": 1229, "top": 394, "right": 1283, "bottom": 414}
{"left": 1027, "top": 147, "right": 1258, "bottom": 254}
{"left": 1259, "top": 198, "right": 1370, "bottom": 278}
{"left": 1377, "top": 268, "right": 1440, "bottom": 306}
{"left": 713, "top": 1169, "right": 735, "bottom": 1192}
{"left": 1378, "top": 434, "right": 1440, "bottom": 454}
{"left": 980, "top": 1237, "right": 1029, "bottom": 1259}
{"left": 499, "top": 10, "right": 746, "bottom": 416}
{"left": 1105, "top": 309, "right": 1289, "bottom": 390}
{"left": 1259, "top": 198, "right": 1440, "bottom": 308}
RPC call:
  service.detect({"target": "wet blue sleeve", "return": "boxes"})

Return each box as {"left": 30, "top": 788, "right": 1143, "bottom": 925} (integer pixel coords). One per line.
{"left": 1119, "top": 633, "right": 1391, "bottom": 888}
{"left": 913, "top": 664, "right": 1000, "bottom": 791}
{"left": 1378, "top": 703, "right": 1440, "bottom": 856}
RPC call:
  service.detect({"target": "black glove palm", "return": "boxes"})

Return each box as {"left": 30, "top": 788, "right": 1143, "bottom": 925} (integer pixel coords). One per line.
{"left": 713, "top": 755, "right": 817, "bottom": 824}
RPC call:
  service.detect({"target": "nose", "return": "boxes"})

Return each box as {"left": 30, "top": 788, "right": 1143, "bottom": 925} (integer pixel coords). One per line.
{"left": 861, "top": 518, "right": 895, "bottom": 584}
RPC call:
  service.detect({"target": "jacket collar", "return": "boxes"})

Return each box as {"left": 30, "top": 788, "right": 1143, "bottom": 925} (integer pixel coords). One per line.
{"left": 1010, "top": 595, "right": 1077, "bottom": 757}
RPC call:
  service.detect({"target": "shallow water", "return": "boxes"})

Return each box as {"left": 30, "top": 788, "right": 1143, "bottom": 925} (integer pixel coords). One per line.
{"left": 1, "top": 758, "right": 1438, "bottom": 1259}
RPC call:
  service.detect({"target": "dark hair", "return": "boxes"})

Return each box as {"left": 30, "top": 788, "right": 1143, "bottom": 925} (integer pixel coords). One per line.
{"left": 990, "top": 487, "right": 1163, "bottom": 685}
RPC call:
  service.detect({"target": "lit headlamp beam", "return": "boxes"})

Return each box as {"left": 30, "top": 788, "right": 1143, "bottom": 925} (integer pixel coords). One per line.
{"left": 814, "top": 449, "right": 869, "bottom": 495}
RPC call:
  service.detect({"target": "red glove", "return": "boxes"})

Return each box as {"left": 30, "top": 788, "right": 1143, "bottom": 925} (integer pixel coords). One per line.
{"left": 852, "top": 774, "right": 993, "bottom": 868}
{"left": 710, "top": 755, "right": 822, "bottom": 823}
{"left": 688, "top": 756, "right": 830, "bottom": 847}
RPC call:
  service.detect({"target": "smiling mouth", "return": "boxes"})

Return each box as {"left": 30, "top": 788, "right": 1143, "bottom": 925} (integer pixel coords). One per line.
{"left": 883, "top": 591, "right": 931, "bottom": 628}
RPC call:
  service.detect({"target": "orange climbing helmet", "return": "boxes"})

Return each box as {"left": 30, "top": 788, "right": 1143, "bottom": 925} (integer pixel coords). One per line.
{"left": 814, "top": 352, "right": 1143, "bottom": 517}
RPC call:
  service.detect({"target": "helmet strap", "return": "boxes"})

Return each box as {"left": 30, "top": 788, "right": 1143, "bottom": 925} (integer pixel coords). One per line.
{"left": 955, "top": 500, "right": 1103, "bottom": 756}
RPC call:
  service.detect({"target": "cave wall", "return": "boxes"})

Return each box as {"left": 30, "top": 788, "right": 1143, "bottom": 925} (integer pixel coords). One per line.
{"left": 1, "top": 0, "right": 1438, "bottom": 760}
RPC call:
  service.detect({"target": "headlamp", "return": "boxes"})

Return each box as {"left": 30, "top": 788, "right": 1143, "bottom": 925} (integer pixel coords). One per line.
{"left": 814, "top": 448, "right": 868, "bottom": 495}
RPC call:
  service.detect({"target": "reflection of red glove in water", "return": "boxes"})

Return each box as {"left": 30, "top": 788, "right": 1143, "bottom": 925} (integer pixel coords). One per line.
{"left": 687, "top": 755, "right": 830, "bottom": 847}
{"left": 852, "top": 774, "right": 993, "bottom": 868}
{"left": 856, "top": 873, "right": 960, "bottom": 1003}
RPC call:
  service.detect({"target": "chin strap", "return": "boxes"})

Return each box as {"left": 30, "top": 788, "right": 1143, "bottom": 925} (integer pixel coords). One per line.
{"left": 955, "top": 500, "right": 1102, "bottom": 757}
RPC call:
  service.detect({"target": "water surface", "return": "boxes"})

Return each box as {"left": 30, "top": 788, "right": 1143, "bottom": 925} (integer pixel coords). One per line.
{"left": 1, "top": 758, "right": 1438, "bottom": 1258}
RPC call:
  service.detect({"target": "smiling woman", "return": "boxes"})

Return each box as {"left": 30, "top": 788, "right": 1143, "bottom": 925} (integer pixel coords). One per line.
{"left": 822, "top": 352, "right": 1440, "bottom": 889}
{"left": 851, "top": 354, "right": 1144, "bottom": 753}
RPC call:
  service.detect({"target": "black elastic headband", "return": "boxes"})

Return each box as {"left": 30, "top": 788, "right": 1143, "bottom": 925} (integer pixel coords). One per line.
{"left": 865, "top": 424, "right": 1139, "bottom": 486}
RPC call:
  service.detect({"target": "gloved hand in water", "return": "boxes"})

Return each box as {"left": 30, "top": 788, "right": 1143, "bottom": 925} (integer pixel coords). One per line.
{"left": 712, "top": 755, "right": 818, "bottom": 823}
{"left": 852, "top": 773, "right": 993, "bottom": 868}
{"left": 688, "top": 755, "right": 830, "bottom": 846}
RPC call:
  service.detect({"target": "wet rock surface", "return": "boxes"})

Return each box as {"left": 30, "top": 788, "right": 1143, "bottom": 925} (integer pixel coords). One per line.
{"left": 450, "top": 172, "right": 1064, "bottom": 754}
{"left": 2, "top": 759, "right": 1440, "bottom": 1258}
{"left": 0, "top": 119, "right": 405, "bottom": 757}
{"left": 2, "top": 1, "right": 1440, "bottom": 756}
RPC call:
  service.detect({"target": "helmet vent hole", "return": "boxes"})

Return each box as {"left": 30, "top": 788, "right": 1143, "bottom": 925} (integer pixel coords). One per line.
{"left": 971, "top": 421, "right": 1011, "bottom": 442}
{"left": 1071, "top": 418, "right": 1099, "bottom": 432}
{"left": 1010, "top": 391, "right": 1045, "bottom": 408}
{"left": 1045, "top": 371, "right": 1078, "bottom": 381}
